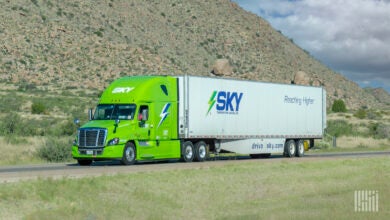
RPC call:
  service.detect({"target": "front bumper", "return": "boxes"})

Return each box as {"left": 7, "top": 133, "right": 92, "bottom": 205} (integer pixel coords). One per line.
{"left": 72, "top": 144, "right": 125, "bottom": 160}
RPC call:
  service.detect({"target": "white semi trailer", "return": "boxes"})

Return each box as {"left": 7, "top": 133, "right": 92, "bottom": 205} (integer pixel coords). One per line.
{"left": 177, "top": 76, "right": 326, "bottom": 159}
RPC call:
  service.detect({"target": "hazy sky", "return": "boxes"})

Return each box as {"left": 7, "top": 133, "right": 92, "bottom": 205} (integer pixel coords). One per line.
{"left": 234, "top": 0, "right": 390, "bottom": 93}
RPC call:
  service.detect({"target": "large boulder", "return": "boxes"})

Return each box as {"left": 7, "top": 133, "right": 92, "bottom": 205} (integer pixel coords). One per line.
{"left": 293, "top": 71, "right": 310, "bottom": 85}
{"left": 211, "top": 59, "right": 233, "bottom": 76}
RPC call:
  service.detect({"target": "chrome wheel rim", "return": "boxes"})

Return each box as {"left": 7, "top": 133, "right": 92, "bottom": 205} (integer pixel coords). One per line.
{"left": 125, "top": 147, "right": 135, "bottom": 162}
{"left": 198, "top": 145, "right": 206, "bottom": 158}
{"left": 298, "top": 142, "right": 304, "bottom": 154}
{"left": 185, "top": 146, "right": 193, "bottom": 159}
{"left": 289, "top": 143, "right": 295, "bottom": 155}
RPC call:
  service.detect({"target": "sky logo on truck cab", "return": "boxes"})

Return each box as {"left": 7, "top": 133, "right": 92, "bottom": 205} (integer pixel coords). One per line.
{"left": 158, "top": 103, "right": 171, "bottom": 128}
{"left": 207, "top": 90, "right": 243, "bottom": 115}
{"left": 112, "top": 87, "right": 134, "bottom": 94}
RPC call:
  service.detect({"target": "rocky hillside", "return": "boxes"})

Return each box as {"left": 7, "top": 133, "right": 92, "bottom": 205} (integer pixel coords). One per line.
{"left": 1, "top": 0, "right": 388, "bottom": 109}
{"left": 364, "top": 88, "right": 390, "bottom": 105}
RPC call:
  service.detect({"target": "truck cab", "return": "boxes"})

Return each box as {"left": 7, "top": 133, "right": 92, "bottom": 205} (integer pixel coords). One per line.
{"left": 72, "top": 76, "right": 181, "bottom": 165}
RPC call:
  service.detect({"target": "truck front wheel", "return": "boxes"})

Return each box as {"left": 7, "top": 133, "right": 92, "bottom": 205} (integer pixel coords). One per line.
{"left": 285, "top": 140, "right": 296, "bottom": 157}
{"left": 182, "top": 141, "right": 194, "bottom": 162}
{"left": 121, "top": 142, "right": 136, "bottom": 165}
{"left": 194, "top": 141, "right": 208, "bottom": 162}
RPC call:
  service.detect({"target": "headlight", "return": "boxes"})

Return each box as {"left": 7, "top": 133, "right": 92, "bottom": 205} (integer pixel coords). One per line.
{"left": 107, "top": 138, "right": 120, "bottom": 146}
{"left": 73, "top": 139, "right": 78, "bottom": 146}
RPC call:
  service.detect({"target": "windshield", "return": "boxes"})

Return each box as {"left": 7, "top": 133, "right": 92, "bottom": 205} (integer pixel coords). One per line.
{"left": 93, "top": 104, "right": 136, "bottom": 120}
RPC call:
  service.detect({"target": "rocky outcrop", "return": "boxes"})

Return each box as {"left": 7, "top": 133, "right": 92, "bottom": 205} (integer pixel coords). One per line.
{"left": 211, "top": 59, "right": 233, "bottom": 76}
{"left": 293, "top": 71, "right": 310, "bottom": 85}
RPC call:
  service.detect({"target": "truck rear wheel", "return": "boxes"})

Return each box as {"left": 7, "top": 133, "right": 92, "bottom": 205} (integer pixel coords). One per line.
{"left": 194, "top": 141, "right": 208, "bottom": 162}
{"left": 296, "top": 140, "right": 304, "bottom": 157}
{"left": 182, "top": 141, "right": 194, "bottom": 162}
{"left": 121, "top": 142, "right": 136, "bottom": 165}
{"left": 285, "top": 140, "right": 296, "bottom": 157}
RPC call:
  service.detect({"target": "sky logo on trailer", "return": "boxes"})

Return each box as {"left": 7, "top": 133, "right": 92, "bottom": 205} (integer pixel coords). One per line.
{"left": 207, "top": 91, "right": 243, "bottom": 115}
{"left": 158, "top": 103, "right": 170, "bottom": 128}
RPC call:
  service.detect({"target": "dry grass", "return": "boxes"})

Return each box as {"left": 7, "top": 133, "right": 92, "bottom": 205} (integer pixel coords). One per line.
{"left": 337, "top": 136, "right": 390, "bottom": 149}
{"left": 0, "top": 157, "right": 389, "bottom": 219}
{"left": 0, "top": 137, "right": 45, "bottom": 165}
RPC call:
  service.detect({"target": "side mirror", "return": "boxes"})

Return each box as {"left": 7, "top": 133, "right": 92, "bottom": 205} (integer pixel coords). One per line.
{"left": 113, "top": 119, "right": 120, "bottom": 133}
{"left": 74, "top": 118, "right": 80, "bottom": 129}
{"left": 88, "top": 108, "right": 93, "bottom": 121}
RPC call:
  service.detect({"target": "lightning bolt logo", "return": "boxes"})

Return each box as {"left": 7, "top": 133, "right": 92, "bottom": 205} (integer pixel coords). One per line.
{"left": 206, "top": 91, "right": 217, "bottom": 115}
{"left": 158, "top": 103, "right": 171, "bottom": 128}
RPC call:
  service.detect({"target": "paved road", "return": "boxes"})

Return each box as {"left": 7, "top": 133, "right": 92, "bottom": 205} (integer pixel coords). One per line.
{"left": 1, "top": 151, "right": 389, "bottom": 183}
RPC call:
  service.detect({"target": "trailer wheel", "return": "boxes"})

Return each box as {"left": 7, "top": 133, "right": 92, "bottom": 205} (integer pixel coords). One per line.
{"left": 182, "top": 141, "right": 194, "bottom": 162}
{"left": 296, "top": 140, "right": 305, "bottom": 157}
{"left": 78, "top": 160, "right": 92, "bottom": 166}
{"left": 285, "top": 140, "right": 296, "bottom": 157}
{"left": 121, "top": 142, "right": 136, "bottom": 165}
{"left": 194, "top": 141, "right": 208, "bottom": 162}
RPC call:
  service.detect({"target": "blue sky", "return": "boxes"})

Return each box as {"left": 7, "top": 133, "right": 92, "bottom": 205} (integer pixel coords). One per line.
{"left": 233, "top": 0, "right": 390, "bottom": 93}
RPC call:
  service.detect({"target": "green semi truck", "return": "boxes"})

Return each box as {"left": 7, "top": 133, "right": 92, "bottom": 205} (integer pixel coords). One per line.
{"left": 72, "top": 75, "right": 326, "bottom": 165}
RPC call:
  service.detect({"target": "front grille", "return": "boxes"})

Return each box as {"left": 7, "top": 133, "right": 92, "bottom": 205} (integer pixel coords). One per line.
{"left": 78, "top": 128, "right": 107, "bottom": 148}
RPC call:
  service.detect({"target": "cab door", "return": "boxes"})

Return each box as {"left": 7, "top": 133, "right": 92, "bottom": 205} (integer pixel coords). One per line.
{"left": 136, "top": 104, "right": 160, "bottom": 159}
{"left": 136, "top": 104, "right": 152, "bottom": 140}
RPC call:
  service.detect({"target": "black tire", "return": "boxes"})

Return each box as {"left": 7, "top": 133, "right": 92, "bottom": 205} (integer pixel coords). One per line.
{"left": 296, "top": 140, "right": 305, "bottom": 157}
{"left": 121, "top": 142, "right": 136, "bottom": 165}
{"left": 284, "top": 140, "right": 296, "bottom": 157}
{"left": 78, "top": 160, "right": 92, "bottom": 166}
{"left": 194, "top": 141, "right": 208, "bottom": 162}
{"left": 182, "top": 141, "right": 194, "bottom": 162}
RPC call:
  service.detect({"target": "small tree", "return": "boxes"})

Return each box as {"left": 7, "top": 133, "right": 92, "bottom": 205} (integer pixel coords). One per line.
{"left": 332, "top": 99, "right": 347, "bottom": 112}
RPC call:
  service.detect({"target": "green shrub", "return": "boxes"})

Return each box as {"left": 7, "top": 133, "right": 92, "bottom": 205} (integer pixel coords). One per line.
{"left": 37, "top": 138, "right": 72, "bottom": 162}
{"left": 369, "top": 123, "right": 390, "bottom": 139}
{"left": 354, "top": 109, "right": 367, "bottom": 119}
{"left": 0, "top": 112, "right": 21, "bottom": 135}
{"left": 314, "top": 140, "right": 330, "bottom": 149}
{"left": 367, "top": 111, "right": 382, "bottom": 120}
{"left": 376, "top": 124, "right": 390, "bottom": 139}
{"left": 18, "top": 82, "right": 37, "bottom": 91}
{"left": 332, "top": 99, "right": 347, "bottom": 112}
{"left": 59, "top": 120, "right": 77, "bottom": 136}
{"left": 326, "top": 120, "right": 353, "bottom": 137}
{"left": 31, "top": 101, "right": 46, "bottom": 114}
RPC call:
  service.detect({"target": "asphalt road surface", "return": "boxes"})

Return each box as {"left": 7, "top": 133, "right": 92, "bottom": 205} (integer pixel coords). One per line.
{"left": 0, "top": 151, "right": 389, "bottom": 183}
